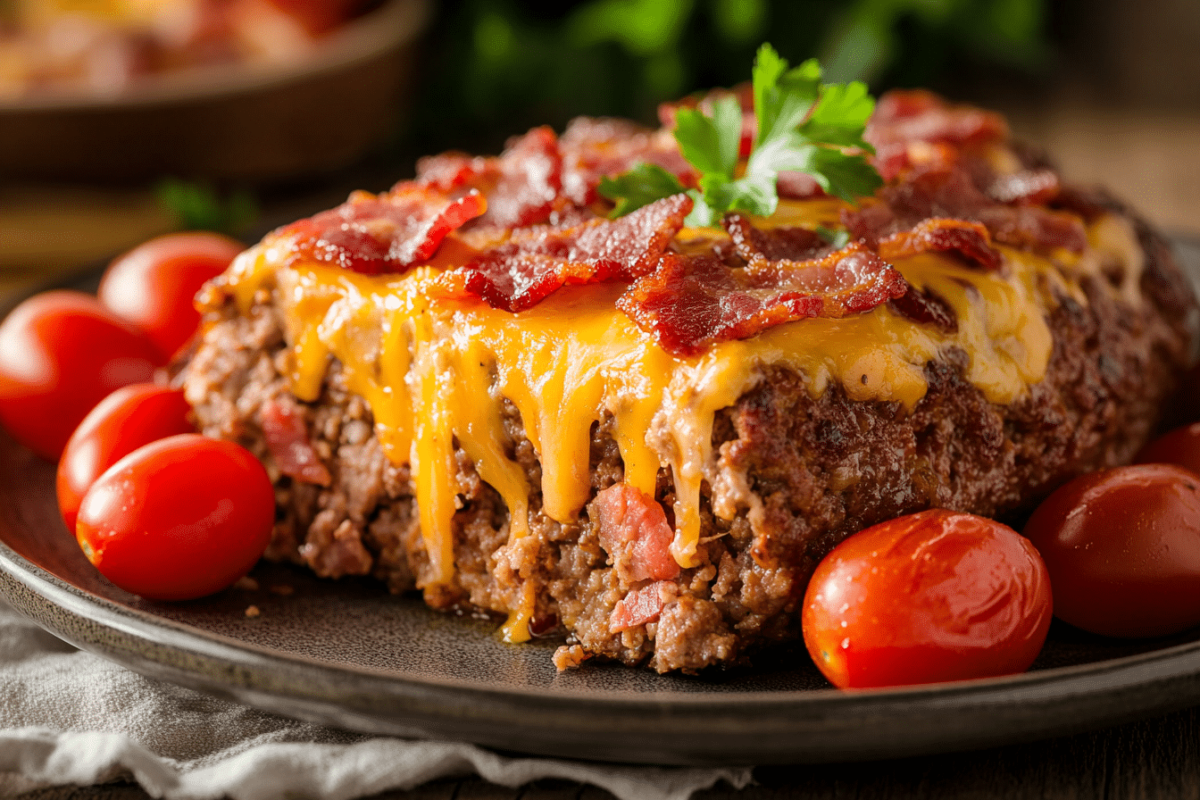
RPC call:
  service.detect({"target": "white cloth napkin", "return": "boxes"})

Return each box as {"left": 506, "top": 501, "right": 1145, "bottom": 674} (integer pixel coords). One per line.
{"left": 0, "top": 599, "right": 752, "bottom": 799}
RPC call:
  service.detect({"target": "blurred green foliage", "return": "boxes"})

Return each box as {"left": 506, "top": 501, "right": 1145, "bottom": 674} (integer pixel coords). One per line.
{"left": 408, "top": 0, "right": 1048, "bottom": 153}
{"left": 156, "top": 179, "right": 258, "bottom": 235}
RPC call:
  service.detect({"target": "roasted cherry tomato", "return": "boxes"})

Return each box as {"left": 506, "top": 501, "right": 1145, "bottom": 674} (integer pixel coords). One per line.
{"left": 98, "top": 232, "right": 241, "bottom": 361}
{"left": 1135, "top": 423, "right": 1200, "bottom": 476}
{"left": 57, "top": 384, "right": 194, "bottom": 533}
{"left": 803, "top": 509, "right": 1052, "bottom": 689}
{"left": 76, "top": 434, "right": 275, "bottom": 601}
{"left": 1024, "top": 464, "right": 1200, "bottom": 638}
{"left": 0, "top": 291, "right": 160, "bottom": 461}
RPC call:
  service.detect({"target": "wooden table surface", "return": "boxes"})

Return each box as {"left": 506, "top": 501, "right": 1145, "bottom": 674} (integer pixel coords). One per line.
{"left": 7, "top": 103, "right": 1200, "bottom": 800}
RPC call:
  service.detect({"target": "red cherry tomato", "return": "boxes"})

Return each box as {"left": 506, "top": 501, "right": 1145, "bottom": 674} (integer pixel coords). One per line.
{"left": 98, "top": 232, "right": 241, "bottom": 361}
{"left": 57, "top": 384, "right": 194, "bottom": 533}
{"left": 803, "top": 509, "right": 1052, "bottom": 689}
{"left": 76, "top": 434, "right": 274, "bottom": 601}
{"left": 1135, "top": 423, "right": 1200, "bottom": 475}
{"left": 0, "top": 291, "right": 160, "bottom": 461}
{"left": 1024, "top": 464, "right": 1200, "bottom": 638}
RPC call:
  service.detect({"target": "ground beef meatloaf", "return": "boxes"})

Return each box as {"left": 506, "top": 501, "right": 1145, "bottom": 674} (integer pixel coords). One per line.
{"left": 181, "top": 89, "right": 1196, "bottom": 673}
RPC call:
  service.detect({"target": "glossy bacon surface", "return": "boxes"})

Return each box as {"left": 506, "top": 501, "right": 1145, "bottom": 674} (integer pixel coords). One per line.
{"left": 722, "top": 214, "right": 827, "bottom": 264}
{"left": 877, "top": 218, "right": 1003, "bottom": 272}
{"left": 415, "top": 127, "right": 563, "bottom": 229}
{"left": 618, "top": 243, "right": 908, "bottom": 356}
{"left": 436, "top": 194, "right": 692, "bottom": 312}
{"left": 843, "top": 165, "right": 1087, "bottom": 255}
{"left": 559, "top": 117, "right": 696, "bottom": 206}
{"left": 284, "top": 187, "right": 485, "bottom": 275}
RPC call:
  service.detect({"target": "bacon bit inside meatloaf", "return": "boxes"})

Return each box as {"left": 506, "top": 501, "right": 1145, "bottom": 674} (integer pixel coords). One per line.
{"left": 182, "top": 89, "right": 1196, "bottom": 673}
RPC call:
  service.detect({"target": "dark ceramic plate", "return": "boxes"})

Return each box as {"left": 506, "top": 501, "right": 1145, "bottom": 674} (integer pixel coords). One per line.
{"left": 3, "top": 240, "right": 1200, "bottom": 767}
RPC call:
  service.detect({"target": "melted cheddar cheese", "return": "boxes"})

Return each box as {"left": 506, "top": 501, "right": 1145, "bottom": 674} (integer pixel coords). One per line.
{"left": 220, "top": 200, "right": 1136, "bottom": 642}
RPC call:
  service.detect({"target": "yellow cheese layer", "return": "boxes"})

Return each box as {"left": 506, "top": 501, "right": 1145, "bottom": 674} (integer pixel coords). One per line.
{"left": 220, "top": 202, "right": 1132, "bottom": 641}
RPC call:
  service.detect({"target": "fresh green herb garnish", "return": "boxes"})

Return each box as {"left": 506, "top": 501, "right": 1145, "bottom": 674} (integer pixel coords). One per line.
{"left": 598, "top": 43, "right": 883, "bottom": 227}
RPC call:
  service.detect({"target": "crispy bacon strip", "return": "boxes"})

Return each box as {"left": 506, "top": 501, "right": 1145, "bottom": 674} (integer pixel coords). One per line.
{"left": 985, "top": 168, "right": 1061, "bottom": 206}
{"left": 415, "top": 126, "right": 563, "bottom": 229}
{"left": 414, "top": 151, "right": 490, "bottom": 193}
{"left": 722, "top": 214, "right": 827, "bottom": 264}
{"left": 877, "top": 218, "right": 1002, "bottom": 272}
{"left": 559, "top": 117, "right": 696, "bottom": 206}
{"left": 867, "top": 90, "right": 1009, "bottom": 181}
{"left": 482, "top": 126, "right": 562, "bottom": 228}
{"left": 261, "top": 399, "right": 332, "bottom": 486}
{"left": 437, "top": 194, "right": 692, "bottom": 312}
{"left": 593, "top": 484, "right": 680, "bottom": 584}
{"left": 844, "top": 166, "right": 1087, "bottom": 255}
{"left": 284, "top": 187, "right": 485, "bottom": 275}
{"left": 618, "top": 243, "right": 908, "bottom": 357}
{"left": 610, "top": 581, "right": 671, "bottom": 633}
{"left": 868, "top": 90, "right": 1008, "bottom": 147}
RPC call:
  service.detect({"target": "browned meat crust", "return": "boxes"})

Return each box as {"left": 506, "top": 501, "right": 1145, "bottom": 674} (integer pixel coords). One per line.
{"left": 182, "top": 210, "right": 1193, "bottom": 673}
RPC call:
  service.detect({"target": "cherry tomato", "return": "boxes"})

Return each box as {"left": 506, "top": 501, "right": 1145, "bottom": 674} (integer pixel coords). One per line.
{"left": 57, "top": 384, "right": 194, "bottom": 533}
{"left": 1024, "top": 464, "right": 1200, "bottom": 638}
{"left": 0, "top": 291, "right": 160, "bottom": 461}
{"left": 802, "top": 509, "right": 1052, "bottom": 689}
{"left": 98, "top": 232, "right": 241, "bottom": 361}
{"left": 1135, "top": 423, "right": 1200, "bottom": 475}
{"left": 76, "top": 434, "right": 274, "bottom": 601}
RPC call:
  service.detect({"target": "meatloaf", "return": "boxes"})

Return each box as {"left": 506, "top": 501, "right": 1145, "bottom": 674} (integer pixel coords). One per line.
{"left": 181, "top": 90, "right": 1196, "bottom": 673}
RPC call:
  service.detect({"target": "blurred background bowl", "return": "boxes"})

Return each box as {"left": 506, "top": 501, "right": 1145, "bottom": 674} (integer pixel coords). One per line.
{"left": 0, "top": 0, "right": 430, "bottom": 183}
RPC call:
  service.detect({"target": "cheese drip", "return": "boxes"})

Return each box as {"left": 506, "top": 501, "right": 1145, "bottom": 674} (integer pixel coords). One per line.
{"left": 213, "top": 204, "right": 1146, "bottom": 641}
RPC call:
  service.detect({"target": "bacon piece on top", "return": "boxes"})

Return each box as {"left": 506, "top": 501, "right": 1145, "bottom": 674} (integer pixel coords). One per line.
{"left": 437, "top": 193, "right": 693, "bottom": 313}
{"left": 619, "top": 241, "right": 908, "bottom": 357}
{"left": 877, "top": 218, "right": 1003, "bottom": 272}
{"left": 261, "top": 398, "right": 332, "bottom": 486}
{"left": 284, "top": 186, "right": 485, "bottom": 275}
{"left": 414, "top": 151, "right": 489, "bottom": 193}
{"left": 610, "top": 581, "right": 672, "bottom": 632}
{"left": 722, "top": 213, "right": 827, "bottom": 264}
{"left": 867, "top": 90, "right": 1008, "bottom": 182}
{"left": 559, "top": 117, "right": 696, "bottom": 207}
{"left": 593, "top": 483, "right": 680, "bottom": 584}
{"left": 868, "top": 90, "right": 1008, "bottom": 147}
{"left": 480, "top": 126, "right": 562, "bottom": 228}
{"left": 415, "top": 126, "right": 563, "bottom": 229}
{"left": 985, "top": 168, "right": 1061, "bottom": 206}
{"left": 843, "top": 166, "right": 1087, "bottom": 255}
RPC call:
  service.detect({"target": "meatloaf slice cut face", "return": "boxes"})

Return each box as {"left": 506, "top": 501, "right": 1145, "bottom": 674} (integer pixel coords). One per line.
{"left": 181, "top": 92, "right": 1195, "bottom": 673}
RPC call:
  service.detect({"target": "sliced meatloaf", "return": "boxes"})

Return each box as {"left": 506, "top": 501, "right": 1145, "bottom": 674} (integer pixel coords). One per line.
{"left": 180, "top": 92, "right": 1196, "bottom": 673}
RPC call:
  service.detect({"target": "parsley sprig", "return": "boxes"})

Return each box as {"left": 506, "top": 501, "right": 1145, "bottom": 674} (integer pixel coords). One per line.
{"left": 598, "top": 43, "right": 882, "bottom": 227}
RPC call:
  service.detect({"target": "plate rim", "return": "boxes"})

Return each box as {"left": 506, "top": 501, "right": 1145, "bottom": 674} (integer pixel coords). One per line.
{"left": 7, "top": 527, "right": 1200, "bottom": 765}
